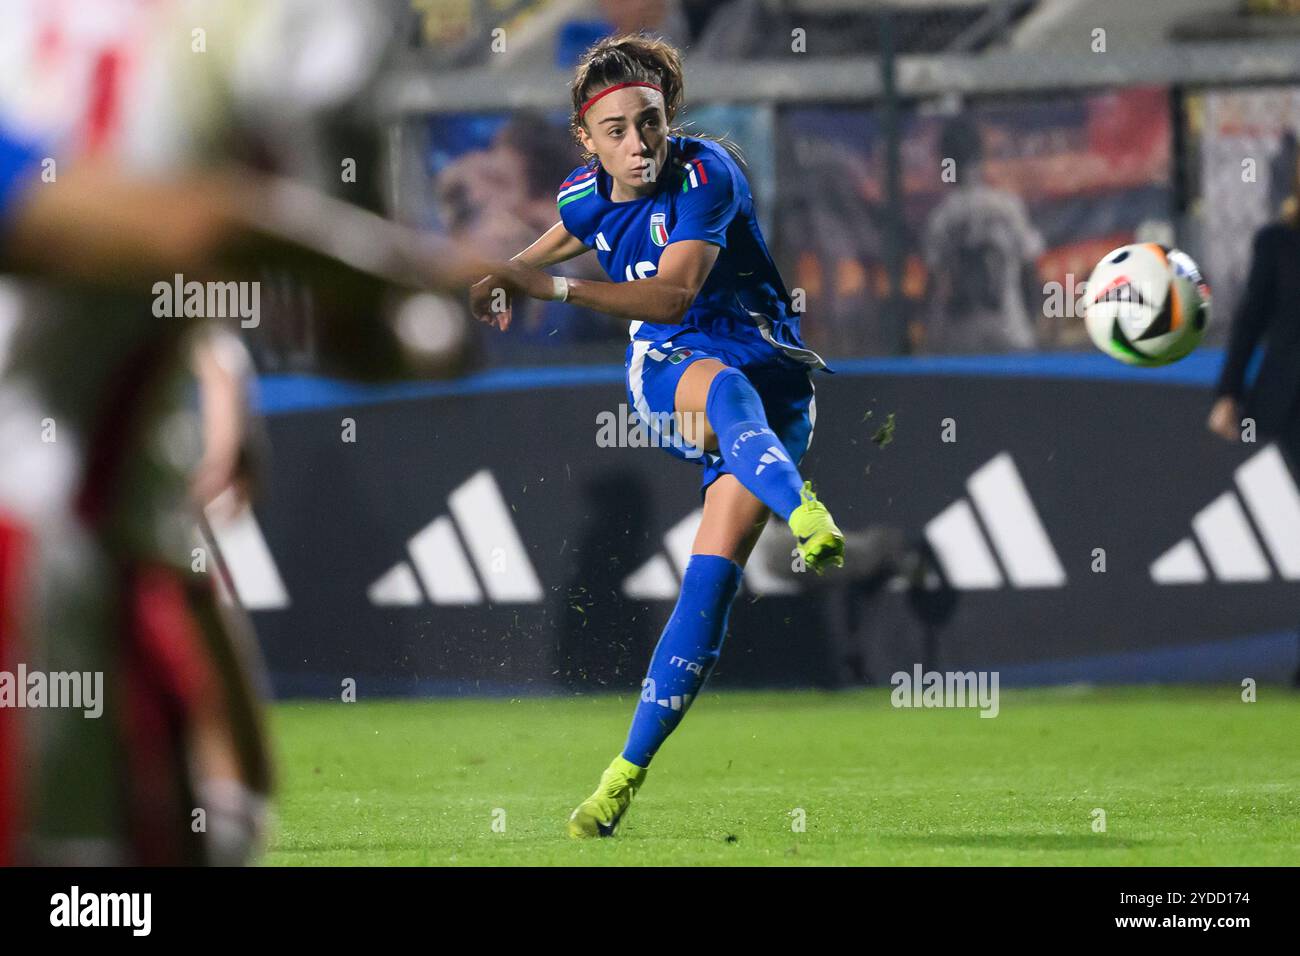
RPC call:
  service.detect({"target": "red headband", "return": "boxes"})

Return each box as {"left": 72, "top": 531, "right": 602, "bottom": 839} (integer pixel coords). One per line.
{"left": 577, "top": 81, "right": 663, "bottom": 119}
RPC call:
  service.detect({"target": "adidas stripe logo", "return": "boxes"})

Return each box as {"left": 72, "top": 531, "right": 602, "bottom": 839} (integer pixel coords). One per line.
{"left": 198, "top": 444, "right": 1300, "bottom": 616}
{"left": 622, "top": 509, "right": 798, "bottom": 599}
{"left": 755, "top": 444, "right": 790, "bottom": 476}
{"left": 623, "top": 509, "right": 704, "bottom": 600}
{"left": 595, "top": 232, "right": 611, "bottom": 252}
{"left": 201, "top": 489, "right": 290, "bottom": 610}
{"left": 368, "top": 470, "right": 542, "bottom": 606}
{"left": 924, "top": 452, "right": 1065, "bottom": 590}
{"left": 1151, "top": 443, "right": 1300, "bottom": 584}
{"left": 656, "top": 692, "right": 692, "bottom": 712}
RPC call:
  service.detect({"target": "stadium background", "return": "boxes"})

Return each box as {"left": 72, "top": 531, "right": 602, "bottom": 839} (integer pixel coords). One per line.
{"left": 203, "top": 0, "right": 1300, "bottom": 696}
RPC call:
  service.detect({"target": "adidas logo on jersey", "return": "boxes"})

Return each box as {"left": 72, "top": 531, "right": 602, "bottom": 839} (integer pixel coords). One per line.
{"left": 1151, "top": 443, "right": 1300, "bottom": 584}
{"left": 368, "top": 470, "right": 542, "bottom": 606}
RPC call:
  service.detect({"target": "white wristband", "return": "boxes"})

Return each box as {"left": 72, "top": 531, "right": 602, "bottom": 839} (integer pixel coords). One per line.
{"left": 552, "top": 275, "right": 570, "bottom": 302}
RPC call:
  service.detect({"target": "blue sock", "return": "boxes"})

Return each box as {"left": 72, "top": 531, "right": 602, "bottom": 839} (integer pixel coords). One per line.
{"left": 622, "top": 554, "right": 743, "bottom": 768}
{"left": 704, "top": 367, "right": 804, "bottom": 521}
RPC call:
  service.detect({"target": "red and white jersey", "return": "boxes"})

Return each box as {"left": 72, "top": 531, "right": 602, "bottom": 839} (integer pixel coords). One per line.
{"left": 0, "top": 0, "right": 169, "bottom": 162}
{"left": 0, "top": 0, "right": 394, "bottom": 531}
{"left": 0, "top": 0, "right": 391, "bottom": 173}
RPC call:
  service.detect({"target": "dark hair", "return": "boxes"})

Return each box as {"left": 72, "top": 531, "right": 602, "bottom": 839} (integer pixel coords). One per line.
{"left": 569, "top": 34, "right": 685, "bottom": 164}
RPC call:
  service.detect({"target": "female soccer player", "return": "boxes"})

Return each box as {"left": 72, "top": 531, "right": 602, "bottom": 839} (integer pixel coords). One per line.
{"left": 471, "top": 34, "right": 845, "bottom": 838}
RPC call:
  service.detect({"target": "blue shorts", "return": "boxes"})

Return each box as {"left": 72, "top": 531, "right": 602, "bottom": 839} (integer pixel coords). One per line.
{"left": 624, "top": 331, "right": 817, "bottom": 499}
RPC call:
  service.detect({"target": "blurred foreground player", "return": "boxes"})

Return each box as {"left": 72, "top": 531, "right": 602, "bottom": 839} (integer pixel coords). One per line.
{"left": 0, "top": 0, "right": 511, "bottom": 866}
{"left": 0, "top": 127, "right": 506, "bottom": 864}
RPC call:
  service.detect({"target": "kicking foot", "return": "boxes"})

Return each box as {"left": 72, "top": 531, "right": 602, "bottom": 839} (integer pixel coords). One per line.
{"left": 788, "top": 481, "right": 845, "bottom": 574}
{"left": 566, "top": 755, "right": 648, "bottom": 838}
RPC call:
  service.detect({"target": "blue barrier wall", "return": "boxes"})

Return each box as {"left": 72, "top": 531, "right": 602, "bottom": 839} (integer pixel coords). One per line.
{"left": 224, "top": 349, "right": 1298, "bottom": 696}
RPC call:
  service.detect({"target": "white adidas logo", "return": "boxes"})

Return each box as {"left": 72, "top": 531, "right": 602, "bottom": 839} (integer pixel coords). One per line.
{"left": 924, "top": 452, "right": 1065, "bottom": 590}
{"left": 755, "top": 444, "right": 790, "bottom": 476}
{"left": 200, "top": 489, "right": 290, "bottom": 610}
{"left": 368, "top": 470, "right": 543, "bottom": 605}
{"left": 622, "top": 510, "right": 799, "bottom": 599}
{"left": 1151, "top": 443, "right": 1300, "bottom": 584}
{"left": 650, "top": 689, "right": 691, "bottom": 711}
{"left": 625, "top": 452, "right": 1063, "bottom": 598}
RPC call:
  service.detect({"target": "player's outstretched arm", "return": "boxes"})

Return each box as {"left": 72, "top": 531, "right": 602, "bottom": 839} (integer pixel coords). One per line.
{"left": 2, "top": 159, "right": 523, "bottom": 381}
{"left": 2, "top": 160, "right": 502, "bottom": 297}
{"left": 473, "top": 237, "right": 719, "bottom": 332}
{"left": 511, "top": 220, "right": 591, "bottom": 269}
{"left": 561, "top": 238, "right": 718, "bottom": 325}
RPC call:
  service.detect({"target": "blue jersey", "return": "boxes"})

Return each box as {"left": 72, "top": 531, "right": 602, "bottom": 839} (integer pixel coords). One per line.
{"left": 557, "top": 135, "right": 827, "bottom": 370}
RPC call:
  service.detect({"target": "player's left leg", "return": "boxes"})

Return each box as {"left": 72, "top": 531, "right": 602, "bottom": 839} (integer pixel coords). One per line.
{"left": 566, "top": 477, "right": 766, "bottom": 838}
{"left": 676, "top": 359, "right": 843, "bottom": 573}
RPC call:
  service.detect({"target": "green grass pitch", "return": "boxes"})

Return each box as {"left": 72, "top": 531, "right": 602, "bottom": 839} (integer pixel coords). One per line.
{"left": 264, "top": 685, "right": 1300, "bottom": 866}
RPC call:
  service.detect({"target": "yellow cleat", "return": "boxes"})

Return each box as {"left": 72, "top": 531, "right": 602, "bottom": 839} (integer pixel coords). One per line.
{"left": 566, "top": 755, "right": 648, "bottom": 838}
{"left": 788, "top": 481, "right": 845, "bottom": 574}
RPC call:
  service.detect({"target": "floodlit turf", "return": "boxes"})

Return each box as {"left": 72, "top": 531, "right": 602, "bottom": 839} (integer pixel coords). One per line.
{"left": 263, "top": 685, "right": 1300, "bottom": 866}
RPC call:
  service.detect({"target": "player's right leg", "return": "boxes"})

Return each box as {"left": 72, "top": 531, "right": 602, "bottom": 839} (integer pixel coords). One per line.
{"left": 566, "top": 476, "right": 763, "bottom": 838}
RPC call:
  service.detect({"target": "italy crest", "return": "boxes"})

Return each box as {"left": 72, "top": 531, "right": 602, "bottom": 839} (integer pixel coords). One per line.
{"left": 650, "top": 212, "right": 668, "bottom": 247}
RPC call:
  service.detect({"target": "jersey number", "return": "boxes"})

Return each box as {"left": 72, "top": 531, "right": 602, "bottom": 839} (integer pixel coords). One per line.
{"left": 624, "top": 261, "right": 657, "bottom": 281}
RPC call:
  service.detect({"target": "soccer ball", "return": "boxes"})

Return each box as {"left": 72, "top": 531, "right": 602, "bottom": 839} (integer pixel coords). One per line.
{"left": 1083, "top": 243, "right": 1211, "bottom": 366}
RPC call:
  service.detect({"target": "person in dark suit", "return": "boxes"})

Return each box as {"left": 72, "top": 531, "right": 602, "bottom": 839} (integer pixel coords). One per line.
{"left": 1207, "top": 168, "right": 1300, "bottom": 686}
{"left": 1208, "top": 205, "right": 1300, "bottom": 449}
